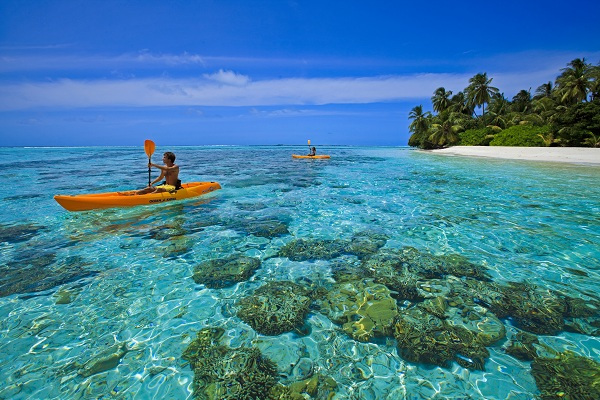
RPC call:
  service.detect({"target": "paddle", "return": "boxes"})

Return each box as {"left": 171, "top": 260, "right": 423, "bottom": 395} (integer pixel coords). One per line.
{"left": 308, "top": 139, "right": 311, "bottom": 154}
{"left": 144, "top": 140, "right": 156, "bottom": 187}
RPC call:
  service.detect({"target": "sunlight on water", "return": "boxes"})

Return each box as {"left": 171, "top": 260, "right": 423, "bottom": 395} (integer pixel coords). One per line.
{"left": 0, "top": 146, "right": 599, "bottom": 399}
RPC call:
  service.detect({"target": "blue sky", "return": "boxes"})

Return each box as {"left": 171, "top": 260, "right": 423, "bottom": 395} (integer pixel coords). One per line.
{"left": 1, "top": 0, "right": 599, "bottom": 146}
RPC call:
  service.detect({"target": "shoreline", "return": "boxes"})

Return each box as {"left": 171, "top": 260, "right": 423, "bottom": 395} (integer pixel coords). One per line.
{"left": 427, "top": 146, "right": 600, "bottom": 165}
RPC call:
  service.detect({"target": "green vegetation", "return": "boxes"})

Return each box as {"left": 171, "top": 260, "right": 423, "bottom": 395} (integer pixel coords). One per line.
{"left": 458, "top": 127, "right": 495, "bottom": 146}
{"left": 408, "top": 58, "right": 600, "bottom": 148}
{"left": 489, "top": 125, "right": 548, "bottom": 147}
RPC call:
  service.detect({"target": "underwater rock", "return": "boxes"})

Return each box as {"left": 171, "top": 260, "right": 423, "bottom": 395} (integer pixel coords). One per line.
{"left": 531, "top": 351, "right": 600, "bottom": 400}
{"left": 440, "top": 298, "right": 506, "bottom": 346}
{"left": 54, "top": 288, "right": 75, "bottom": 304}
{"left": 319, "top": 279, "right": 398, "bottom": 342}
{"left": 237, "top": 281, "right": 312, "bottom": 335}
{"left": 290, "top": 357, "right": 314, "bottom": 381}
{"left": 192, "top": 255, "right": 261, "bottom": 289}
{"left": 78, "top": 342, "right": 128, "bottom": 377}
{"left": 182, "top": 327, "right": 280, "bottom": 400}
{"left": 278, "top": 238, "right": 347, "bottom": 261}
{"left": 0, "top": 222, "right": 45, "bottom": 243}
{"left": 163, "top": 234, "right": 194, "bottom": 258}
{"left": 393, "top": 307, "right": 490, "bottom": 370}
{"left": 415, "top": 278, "right": 453, "bottom": 300}
{"left": 345, "top": 231, "right": 389, "bottom": 259}
{"left": 287, "top": 373, "right": 338, "bottom": 399}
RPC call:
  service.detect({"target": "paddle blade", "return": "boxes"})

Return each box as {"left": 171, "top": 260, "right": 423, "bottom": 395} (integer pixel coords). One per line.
{"left": 144, "top": 140, "right": 156, "bottom": 157}
{"left": 308, "top": 139, "right": 311, "bottom": 145}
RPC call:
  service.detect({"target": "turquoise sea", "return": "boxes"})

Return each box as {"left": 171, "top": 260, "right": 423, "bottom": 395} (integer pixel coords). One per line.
{"left": 1, "top": 145, "right": 599, "bottom": 399}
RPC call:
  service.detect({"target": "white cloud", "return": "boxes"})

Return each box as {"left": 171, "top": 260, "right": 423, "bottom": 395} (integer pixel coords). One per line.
{"left": 202, "top": 69, "right": 250, "bottom": 86}
{"left": 0, "top": 74, "right": 470, "bottom": 110}
{"left": 2, "top": 48, "right": 597, "bottom": 110}
{"left": 0, "top": 51, "right": 208, "bottom": 72}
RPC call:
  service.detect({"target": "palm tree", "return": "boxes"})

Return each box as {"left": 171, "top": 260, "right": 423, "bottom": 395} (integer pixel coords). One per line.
{"left": 428, "top": 119, "right": 462, "bottom": 148}
{"left": 512, "top": 89, "right": 532, "bottom": 113}
{"left": 465, "top": 73, "right": 499, "bottom": 120}
{"left": 431, "top": 87, "right": 453, "bottom": 113}
{"left": 538, "top": 131, "right": 560, "bottom": 147}
{"left": 531, "top": 96, "right": 557, "bottom": 124}
{"left": 584, "top": 132, "right": 600, "bottom": 148}
{"left": 590, "top": 63, "right": 600, "bottom": 101}
{"left": 555, "top": 58, "right": 593, "bottom": 104}
{"left": 534, "top": 81, "right": 553, "bottom": 99}
{"left": 449, "top": 91, "right": 474, "bottom": 116}
{"left": 408, "top": 105, "right": 431, "bottom": 147}
{"left": 488, "top": 92, "right": 510, "bottom": 115}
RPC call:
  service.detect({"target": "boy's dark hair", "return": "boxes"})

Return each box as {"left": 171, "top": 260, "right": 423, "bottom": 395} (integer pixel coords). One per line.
{"left": 164, "top": 152, "right": 176, "bottom": 162}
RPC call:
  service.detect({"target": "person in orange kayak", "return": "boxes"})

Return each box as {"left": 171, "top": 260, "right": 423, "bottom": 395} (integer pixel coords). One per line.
{"left": 308, "top": 146, "right": 316, "bottom": 156}
{"left": 136, "top": 151, "right": 180, "bottom": 194}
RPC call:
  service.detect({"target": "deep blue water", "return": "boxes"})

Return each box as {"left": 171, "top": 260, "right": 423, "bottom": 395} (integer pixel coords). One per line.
{"left": 0, "top": 146, "right": 599, "bottom": 399}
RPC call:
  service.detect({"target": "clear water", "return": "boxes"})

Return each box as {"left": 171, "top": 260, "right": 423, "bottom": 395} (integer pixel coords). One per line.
{"left": 0, "top": 146, "right": 599, "bottom": 399}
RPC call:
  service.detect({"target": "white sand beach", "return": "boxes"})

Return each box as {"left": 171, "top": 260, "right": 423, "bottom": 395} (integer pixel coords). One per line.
{"left": 429, "top": 146, "right": 600, "bottom": 165}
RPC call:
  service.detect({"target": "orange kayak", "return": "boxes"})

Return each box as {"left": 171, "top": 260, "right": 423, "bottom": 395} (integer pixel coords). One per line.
{"left": 54, "top": 181, "right": 221, "bottom": 211}
{"left": 292, "top": 154, "right": 331, "bottom": 159}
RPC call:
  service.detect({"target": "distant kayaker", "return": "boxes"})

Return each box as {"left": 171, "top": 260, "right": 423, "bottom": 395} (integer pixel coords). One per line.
{"left": 308, "top": 146, "right": 316, "bottom": 156}
{"left": 136, "top": 151, "right": 180, "bottom": 194}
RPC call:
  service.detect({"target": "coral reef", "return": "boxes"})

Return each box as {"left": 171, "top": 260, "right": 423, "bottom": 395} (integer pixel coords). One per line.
{"left": 278, "top": 239, "right": 347, "bottom": 261}
{"left": 361, "top": 249, "right": 422, "bottom": 301}
{"left": 193, "top": 255, "right": 261, "bottom": 289}
{"left": 393, "top": 306, "right": 491, "bottom": 370}
{"left": 0, "top": 222, "right": 44, "bottom": 243}
{"left": 505, "top": 331, "right": 541, "bottom": 361}
{"left": 237, "top": 281, "right": 312, "bottom": 335}
{"left": 240, "top": 217, "right": 290, "bottom": 239}
{"left": 319, "top": 279, "right": 398, "bottom": 342}
{"left": 183, "top": 327, "right": 279, "bottom": 400}
{"left": 330, "top": 256, "right": 365, "bottom": 283}
{"left": 0, "top": 255, "right": 97, "bottom": 297}
{"left": 496, "top": 282, "right": 567, "bottom": 335}
{"left": 531, "top": 351, "right": 600, "bottom": 400}
{"left": 457, "top": 278, "right": 600, "bottom": 337}
{"left": 344, "top": 231, "right": 389, "bottom": 259}
{"left": 394, "top": 247, "right": 490, "bottom": 281}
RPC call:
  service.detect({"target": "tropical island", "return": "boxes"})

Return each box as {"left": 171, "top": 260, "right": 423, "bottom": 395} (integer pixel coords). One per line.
{"left": 407, "top": 58, "right": 600, "bottom": 149}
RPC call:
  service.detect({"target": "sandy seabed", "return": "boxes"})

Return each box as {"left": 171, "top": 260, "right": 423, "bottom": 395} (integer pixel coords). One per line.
{"left": 429, "top": 146, "right": 600, "bottom": 165}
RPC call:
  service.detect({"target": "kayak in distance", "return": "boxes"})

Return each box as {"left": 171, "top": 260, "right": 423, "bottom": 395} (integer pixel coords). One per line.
{"left": 54, "top": 181, "right": 221, "bottom": 212}
{"left": 292, "top": 154, "right": 331, "bottom": 159}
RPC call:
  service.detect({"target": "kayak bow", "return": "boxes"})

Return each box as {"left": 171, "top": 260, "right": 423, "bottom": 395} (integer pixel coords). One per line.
{"left": 54, "top": 181, "right": 221, "bottom": 211}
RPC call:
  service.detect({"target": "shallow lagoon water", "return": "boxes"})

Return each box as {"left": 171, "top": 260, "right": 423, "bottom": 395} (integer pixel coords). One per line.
{"left": 0, "top": 145, "right": 599, "bottom": 399}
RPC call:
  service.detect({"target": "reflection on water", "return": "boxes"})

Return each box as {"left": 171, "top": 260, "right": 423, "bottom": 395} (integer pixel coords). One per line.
{"left": 0, "top": 146, "right": 599, "bottom": 399}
